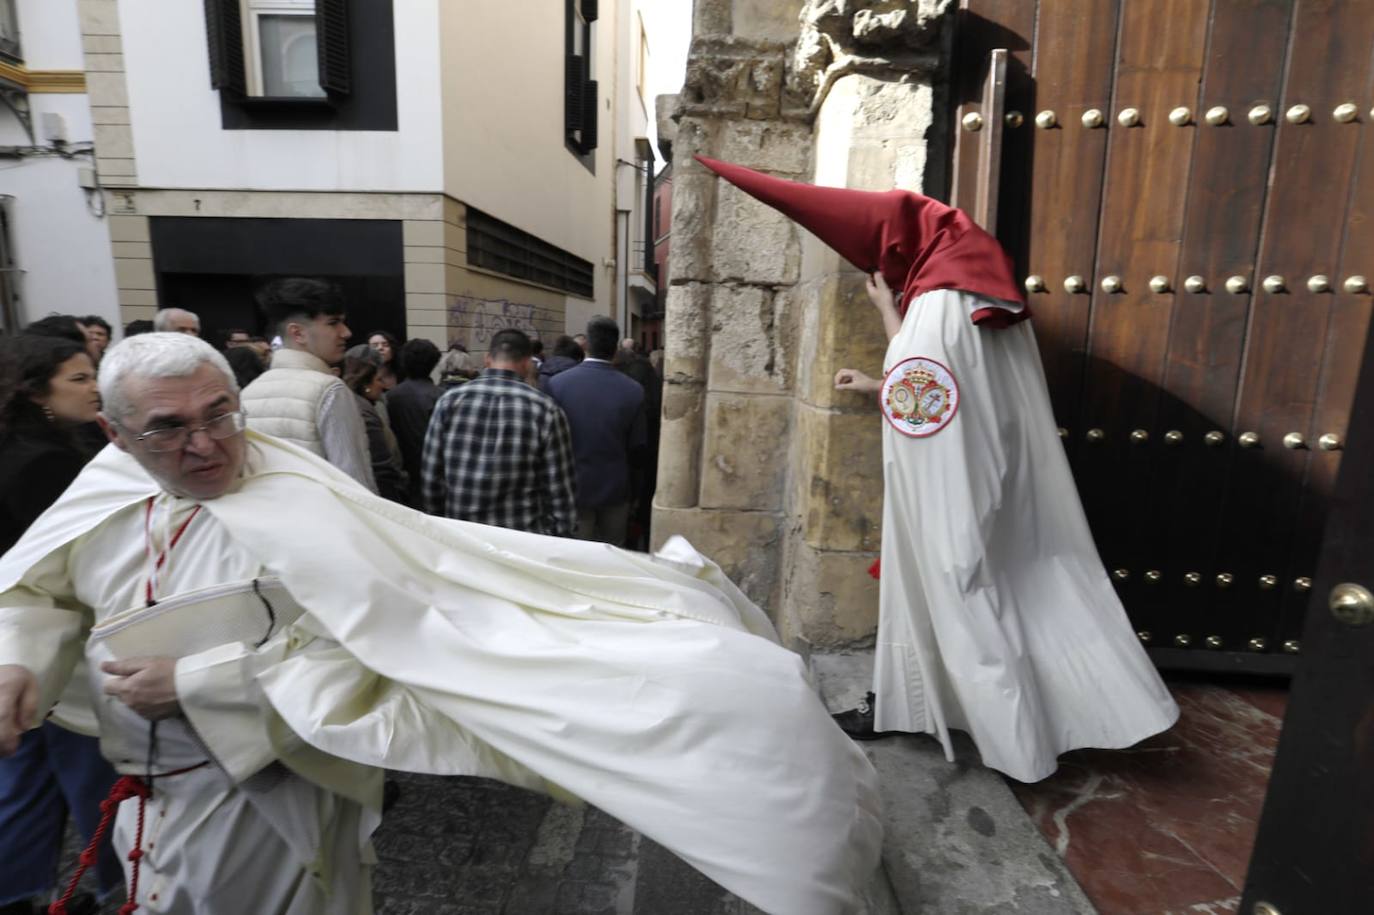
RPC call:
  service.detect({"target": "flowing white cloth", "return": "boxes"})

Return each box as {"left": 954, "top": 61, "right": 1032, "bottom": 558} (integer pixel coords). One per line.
{"left": 872, "top": 289, "right": 1180, "bottom": 783}
{"left": 0, "top": 432, "right": 882, "bottom": 915}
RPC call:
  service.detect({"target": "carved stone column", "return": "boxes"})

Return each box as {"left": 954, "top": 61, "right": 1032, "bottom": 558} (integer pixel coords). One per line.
{"left": 654, "top": 0, "right": 952, "bottom": 649}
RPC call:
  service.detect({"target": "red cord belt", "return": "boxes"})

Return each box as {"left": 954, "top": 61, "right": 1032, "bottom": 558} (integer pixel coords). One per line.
{"left": 50, "top": 760, "right": 210, "bottom": 915}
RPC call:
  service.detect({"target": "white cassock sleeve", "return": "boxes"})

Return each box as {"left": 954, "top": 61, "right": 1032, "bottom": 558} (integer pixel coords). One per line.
{"left": 0, "top": 543, "right": 91, "bottom": 722}
{"left": 175, "top": 619, "right": 345, "bottom": 785}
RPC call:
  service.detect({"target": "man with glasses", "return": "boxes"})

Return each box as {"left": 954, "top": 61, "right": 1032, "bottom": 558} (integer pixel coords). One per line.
{"left": 0, "top": 333, "right": 375, "bottom": 911}
{"left": 0, "top": 335, "right": 884, "bottom": 914}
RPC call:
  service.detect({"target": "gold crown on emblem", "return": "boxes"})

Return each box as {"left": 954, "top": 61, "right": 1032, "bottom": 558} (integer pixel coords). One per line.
{"left": 908, "top": 367, "right": 936, "bottom": 386}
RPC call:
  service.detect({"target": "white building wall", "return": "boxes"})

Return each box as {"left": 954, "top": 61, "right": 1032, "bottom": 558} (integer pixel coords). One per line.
{"left": 611, "top": 0, "right": 654, "bottom": 333}
{"left": 116, "top": 0, "right": 443, "bottom": 192}
{"left": 0, "top": 0, "right": 119, "bottom": 327}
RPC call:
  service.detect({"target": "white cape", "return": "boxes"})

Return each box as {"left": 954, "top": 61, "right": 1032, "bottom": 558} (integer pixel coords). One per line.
{"left": 0, "top": 432, "right": 882, "bottom": 915}
{"left": 873, "top": 290, "right": 1180, "bottom": 783}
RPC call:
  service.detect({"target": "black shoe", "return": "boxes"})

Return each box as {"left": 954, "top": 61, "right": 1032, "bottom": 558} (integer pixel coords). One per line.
{"left": 831, "top": 692, "right": 897, "bottom": 741}
{"left": 382, "top": 778, "right": 402, "bottom": 813}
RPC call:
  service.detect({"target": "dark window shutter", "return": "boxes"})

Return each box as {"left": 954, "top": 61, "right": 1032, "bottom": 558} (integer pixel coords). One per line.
{"left": 316, "top": 0, "right": 352, "bottom": 95}
{"left": 579, "top": 79, "right": 598, "bottom": 152}
{"left": 582, "top": 0, "right": 598, "bottom": 23}
{"left": 204, "top": 0, "right": 246, "bottom": 95}
{"left": 564, "top": 54, "right": 585, "bottom": 133}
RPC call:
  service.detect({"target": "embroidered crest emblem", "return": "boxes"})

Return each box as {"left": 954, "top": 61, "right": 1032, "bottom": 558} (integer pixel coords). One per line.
{"left": 880, "top": 356, "right": 959, "bottom": 438}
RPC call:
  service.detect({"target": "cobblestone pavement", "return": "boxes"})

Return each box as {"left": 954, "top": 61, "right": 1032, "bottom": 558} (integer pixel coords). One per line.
{"left": 373, "top": 772, "right": 760, "bottom": 914}
{"left": 61, "top": 771, "right": 760, "bottom": 914}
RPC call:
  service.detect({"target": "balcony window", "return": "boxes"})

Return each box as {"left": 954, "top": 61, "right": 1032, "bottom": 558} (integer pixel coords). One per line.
{"left": 205, "top": 0, "right": 395, "bottom": 131}
{"left": 245, "top": 1, "right": 326, "bottom": 98}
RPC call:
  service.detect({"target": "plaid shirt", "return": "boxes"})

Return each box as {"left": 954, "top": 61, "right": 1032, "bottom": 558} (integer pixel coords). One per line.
{"left": 420, "top": 369, "right": 577, "bottom": 536}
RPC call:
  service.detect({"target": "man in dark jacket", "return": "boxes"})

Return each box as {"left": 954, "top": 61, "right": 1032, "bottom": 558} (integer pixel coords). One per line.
{"left": 613, "top": 345, "right": 662, "bottom": 550}
{"left": 384, "top": 339, "right": 443, "bottom": 507}
{"left": 547, "top": 317, "right": 646, "bottom": 546}
{"left": 537, "top": 335, "right": 584, "bottom": 392}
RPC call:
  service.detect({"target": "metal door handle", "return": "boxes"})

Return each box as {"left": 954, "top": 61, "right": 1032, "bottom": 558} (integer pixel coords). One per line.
{"left": 1329, "top": 583, "right": 1374, "bottom": 626}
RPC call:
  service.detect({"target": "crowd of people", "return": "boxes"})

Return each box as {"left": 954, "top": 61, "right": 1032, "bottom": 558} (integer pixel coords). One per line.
{"left": 0, "top": 282, "right": 667, "bottom": 914}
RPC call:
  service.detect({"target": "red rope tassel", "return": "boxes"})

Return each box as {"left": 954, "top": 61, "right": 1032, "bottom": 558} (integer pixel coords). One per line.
{"left": 50, "top": 775, "right": 151, "bottom": 915}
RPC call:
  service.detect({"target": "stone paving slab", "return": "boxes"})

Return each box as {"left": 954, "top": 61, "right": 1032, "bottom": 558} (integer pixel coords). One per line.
{"left": 814, "top": 651, "right": 1097, "bottom": 915}
{"left": 372, "top": 772, "right": 764, "bottom": 915}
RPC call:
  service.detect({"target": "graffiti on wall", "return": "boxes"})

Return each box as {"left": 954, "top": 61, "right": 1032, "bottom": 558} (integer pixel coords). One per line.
{"left": 448, "top": 294, "right": 543, "bottom": 350}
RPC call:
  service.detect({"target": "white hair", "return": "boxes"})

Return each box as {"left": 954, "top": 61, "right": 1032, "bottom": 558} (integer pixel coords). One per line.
{"left": 153, "top": 307, "right": 200, "bottom": 332}
{"left": 99, "top": 332, "right": 238, "bottom": 419}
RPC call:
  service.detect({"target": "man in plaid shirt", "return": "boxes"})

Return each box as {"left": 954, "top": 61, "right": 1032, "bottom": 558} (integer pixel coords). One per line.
{"left": 420, "top": 329, "right": 577, "bottom": 535}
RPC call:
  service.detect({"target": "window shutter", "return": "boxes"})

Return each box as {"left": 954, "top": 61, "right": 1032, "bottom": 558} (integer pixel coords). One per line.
{"left": 204, "top": 0, "right": 246, "bottom": 95}
{"left": 564, "top": 54, "right": 585, "bottom": 133}
{"left": 582, "top": 0, "right": 599, "bottom": 23}
{"left": 316, "top": 0, "right": 352, "bottom": 95}
{"left": 579, "top": 79, "right": 599, "bottom": 152}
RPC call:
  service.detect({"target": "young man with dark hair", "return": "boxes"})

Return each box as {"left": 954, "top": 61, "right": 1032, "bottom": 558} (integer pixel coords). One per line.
{"left": 420, "top": 328, "right": 576, "bottom": 536}
{"left": 223, "top": 328, "right": 252, "bottom": 350}
{"left": 547, "top": 317, "right": 647, "bottom": 546}
{"left": 240, "top": 277, "right": 376, "bottom": 493}
{"left": 386, "top": 338, "right": 444, "bottom": 505}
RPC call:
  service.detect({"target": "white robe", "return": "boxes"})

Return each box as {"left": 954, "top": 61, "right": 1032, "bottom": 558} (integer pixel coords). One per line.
{"left": 0, "top": 432, "right": 882, "bottom": 915}
{"left": 872, "top": 289, "right": 1180, "bottom": 783}
{"left": 12, "top": 496, "right": 376, "bottom": 914}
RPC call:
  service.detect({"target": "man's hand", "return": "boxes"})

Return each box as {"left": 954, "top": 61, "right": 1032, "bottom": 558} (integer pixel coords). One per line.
{"left": 865, "top": 273, "right": 897, "bottom": 314}
{"left": 835, "top": 368, "right": 881, "bottom": 395}
{"left": 0, "top": 664, "right": 39, "bottom": 757}
{"left": 102, "top": 657, "right": 182, "bottom": 721}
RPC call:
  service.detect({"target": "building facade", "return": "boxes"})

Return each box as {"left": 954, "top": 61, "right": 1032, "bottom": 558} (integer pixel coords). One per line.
{"left": 60, "top": 0, "right": 655, "bottom": 350}
{"left": 0, "top": 0, "right": 120, "bottom": 333}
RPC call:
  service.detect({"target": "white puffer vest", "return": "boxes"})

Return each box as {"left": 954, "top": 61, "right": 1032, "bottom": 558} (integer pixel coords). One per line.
{"left": 240, "top": 349, "right": 341, "bottom": 456}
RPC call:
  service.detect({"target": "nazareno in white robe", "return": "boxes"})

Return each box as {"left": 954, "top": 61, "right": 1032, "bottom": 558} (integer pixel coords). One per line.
{"left": 871, "top": 289, "right": 1180, "bottom": 783}
{"left": 0, "top": 431, "right": 882, "bottom": 915}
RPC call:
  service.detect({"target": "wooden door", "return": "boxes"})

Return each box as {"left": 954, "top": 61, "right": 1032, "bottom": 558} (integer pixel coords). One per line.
{"left": 951, "top": 0, "right": 1374, "bottom": 674}
{"left": 1239, "top": 302, "right": 1374, "bottom": 912}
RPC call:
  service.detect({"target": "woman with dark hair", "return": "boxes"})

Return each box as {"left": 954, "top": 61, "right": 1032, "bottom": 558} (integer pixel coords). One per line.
{"left": 366, "top": 330, "right": 402, "bottom": 391}
{"left": 0, "top": 334, "right": 123, "bottom": 914}
{"left": 343, "top": 344, "right": 409, "bottom": 505}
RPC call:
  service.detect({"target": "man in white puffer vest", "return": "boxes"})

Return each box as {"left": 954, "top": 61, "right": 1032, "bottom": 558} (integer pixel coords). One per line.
{"left": 240, "top": 277, "right": 377, "bottom": 492}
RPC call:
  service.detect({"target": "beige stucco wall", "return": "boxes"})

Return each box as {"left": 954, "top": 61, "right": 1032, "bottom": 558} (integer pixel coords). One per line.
{"left": 439, "top": 0, "right": 616, "bottom": 321}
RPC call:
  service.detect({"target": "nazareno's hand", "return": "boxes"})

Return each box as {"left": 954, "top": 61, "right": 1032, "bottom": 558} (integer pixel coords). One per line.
{"left": 834, "top": 368, "right": 881, "bottom": 395}
{"left": 865, "top": 273, "right": 897, "bottom": 313}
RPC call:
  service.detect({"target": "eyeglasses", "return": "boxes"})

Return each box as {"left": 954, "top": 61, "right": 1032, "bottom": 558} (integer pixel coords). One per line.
{"left": 124, "top": 411, "right": 247, "bottom": 453}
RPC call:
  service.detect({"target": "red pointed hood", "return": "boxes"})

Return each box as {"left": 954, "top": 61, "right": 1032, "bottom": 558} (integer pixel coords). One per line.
{"left": 695, "top": 155, "right": 1028, "bottom": 327}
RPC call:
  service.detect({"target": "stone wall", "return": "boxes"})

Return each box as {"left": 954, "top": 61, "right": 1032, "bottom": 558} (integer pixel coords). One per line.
{"left": 652, "top": 0, "right": 951, "bottom": 651}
